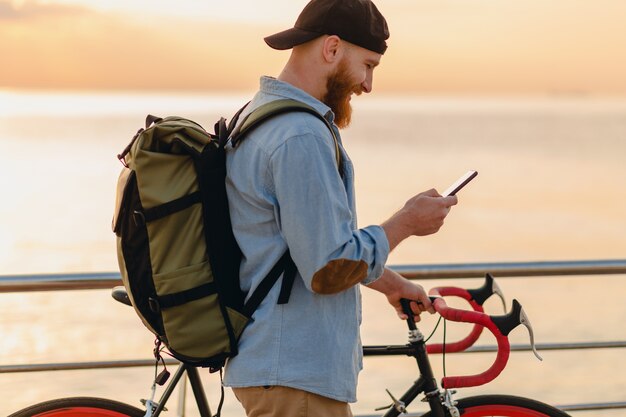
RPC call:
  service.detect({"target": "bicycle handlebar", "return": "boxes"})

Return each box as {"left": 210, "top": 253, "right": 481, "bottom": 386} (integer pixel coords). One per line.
{"left": 425, "top": 286, "right": 485, "bottom": 355}
{"left": 428, "top": 291, "right": 511, "bottom": 389}
{"left": 426, "top": 273, "right": 505, "bottom": 355}
{"left": 400, "top": 274, "right": 537, "bottom": 389}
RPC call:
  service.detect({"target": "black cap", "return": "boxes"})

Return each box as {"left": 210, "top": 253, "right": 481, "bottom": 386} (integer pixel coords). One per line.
{"left": 264, "top": 0, "right": 389, "bottom": 55}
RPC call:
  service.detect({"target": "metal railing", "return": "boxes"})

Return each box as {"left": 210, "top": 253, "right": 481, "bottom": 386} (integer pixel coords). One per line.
{"left": 1, "top": 259, "right": 625, "bottom": 415}
{"left": 3, "top": 260, "right": 626, "bottom": 294}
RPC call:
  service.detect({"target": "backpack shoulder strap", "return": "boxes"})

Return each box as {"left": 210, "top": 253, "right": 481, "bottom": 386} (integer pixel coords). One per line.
{"left": 229, "top": 99, "right": 343, "bottom": 315}
{"left": 229, "top": 99, "right": 342, "bottom": 173}
{"left": 242, "top": 250, "right": 296, "bottom": 317}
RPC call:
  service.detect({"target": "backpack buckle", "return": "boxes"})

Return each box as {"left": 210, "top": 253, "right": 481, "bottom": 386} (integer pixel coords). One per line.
{"left": 133, "top": 210, "right": 146, "bottom": 227}
{"left": 214, "top": 117, "right": 229, "bottom": 148}
{"left": 148, "top": 297, "right": 161, "bottom": 313}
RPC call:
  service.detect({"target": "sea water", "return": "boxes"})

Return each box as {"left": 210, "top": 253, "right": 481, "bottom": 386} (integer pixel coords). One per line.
{"left": 0, "top": 91, "right": 625, "bottom": 416}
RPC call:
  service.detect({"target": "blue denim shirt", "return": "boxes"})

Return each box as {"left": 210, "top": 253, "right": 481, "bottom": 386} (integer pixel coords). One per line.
{"left": 223, "top": 76, "right": 390, "bottom": 402}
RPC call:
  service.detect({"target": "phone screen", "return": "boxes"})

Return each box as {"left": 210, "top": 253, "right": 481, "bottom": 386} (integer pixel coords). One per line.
{"left": 442, "top": 170, "right": 478, "bottom": 197}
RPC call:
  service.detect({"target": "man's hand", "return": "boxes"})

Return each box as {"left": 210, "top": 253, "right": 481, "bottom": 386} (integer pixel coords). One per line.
{"left": 366, "top": 268, "right": 435, "bottom": 322}
{"left": 382, "top": 189, "right": 457, "bottom": 251}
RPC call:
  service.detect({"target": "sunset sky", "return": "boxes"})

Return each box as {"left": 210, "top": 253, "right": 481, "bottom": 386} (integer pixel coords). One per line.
{"left": 2, "top": 0, "right": 626, "bottom": 94}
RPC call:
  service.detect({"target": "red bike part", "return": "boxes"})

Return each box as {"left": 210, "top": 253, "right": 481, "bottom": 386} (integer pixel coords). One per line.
{"left": 28, "top": 408, "right": 131, "bottom": 417}
{"left": 461, "top": 404, "right": 555, "bottom": 416}
{"left": 430, "top": 291, "right": 510, "bottom": 389}
{"left": 426, "top": 286, "right": 484, "bottom": 354}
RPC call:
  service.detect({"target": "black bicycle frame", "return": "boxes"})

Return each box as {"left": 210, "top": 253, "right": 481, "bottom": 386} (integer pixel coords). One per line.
{"left": 364, "top": 337, "right": 446, "bottom": 417}
{"left": 149, "top": 329, "right": 446, "bottom": 417}
{"left": 150, "top": 340, "right": 445, "bottom": 417}
{"left": 151, "top": 363, "right": 213, "bottom": 417}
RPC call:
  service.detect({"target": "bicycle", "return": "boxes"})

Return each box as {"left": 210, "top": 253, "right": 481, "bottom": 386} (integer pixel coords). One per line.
{"left": 9, "top": 274, "right": 571, "bottom": 417}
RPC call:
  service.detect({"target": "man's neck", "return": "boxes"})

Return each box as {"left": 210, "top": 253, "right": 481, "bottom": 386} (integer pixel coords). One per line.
{"left": 277, "top": 60, "right": 326, "bottom": 102}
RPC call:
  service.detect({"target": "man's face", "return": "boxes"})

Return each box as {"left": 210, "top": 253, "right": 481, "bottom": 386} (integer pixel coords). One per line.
{"left": 322, "top": 45, "right": 381, "bottom": 129}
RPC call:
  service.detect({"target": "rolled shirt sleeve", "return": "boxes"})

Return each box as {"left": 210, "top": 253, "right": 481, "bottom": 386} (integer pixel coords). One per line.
{"left": 268, "top": 128, "right": 389, "bottom": 293}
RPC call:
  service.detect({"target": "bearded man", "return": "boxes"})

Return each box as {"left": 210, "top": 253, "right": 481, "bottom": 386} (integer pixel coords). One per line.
{"left": 224, "top": 0, "right": 458, "bottom": 416}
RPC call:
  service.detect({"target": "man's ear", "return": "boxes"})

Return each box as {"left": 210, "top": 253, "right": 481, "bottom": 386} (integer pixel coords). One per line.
{"left": 321, "top": 35, "right": 342, "bottom": 63}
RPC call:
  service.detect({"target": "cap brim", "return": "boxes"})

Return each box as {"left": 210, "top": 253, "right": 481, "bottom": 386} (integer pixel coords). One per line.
{"left": 264, "top": 27, "right": 322, "bottom": 50}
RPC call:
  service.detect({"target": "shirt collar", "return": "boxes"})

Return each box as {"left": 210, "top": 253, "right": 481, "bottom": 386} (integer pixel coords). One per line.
{"left": 258, "top": 76, "right": 335, "bottom": 124}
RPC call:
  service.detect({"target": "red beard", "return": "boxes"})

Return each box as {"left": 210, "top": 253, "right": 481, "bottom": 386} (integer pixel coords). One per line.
{"left": 322, "top": 59, "right": 362, "bottom": 129}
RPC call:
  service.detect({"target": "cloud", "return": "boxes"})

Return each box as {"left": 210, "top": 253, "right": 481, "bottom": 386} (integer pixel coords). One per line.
{"left": 1, "top": 0, "right": 625, "bottom": 93}
{"left": 0, "top": 4, "right": 278, "bottom": 91}
{"left": 0, "top": 0, "right": 88, "bottom": 20}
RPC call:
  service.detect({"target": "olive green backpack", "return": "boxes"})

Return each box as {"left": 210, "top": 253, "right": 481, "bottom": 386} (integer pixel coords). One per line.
{"left": 112, "top": 99, "right": 340, "bottom": 371}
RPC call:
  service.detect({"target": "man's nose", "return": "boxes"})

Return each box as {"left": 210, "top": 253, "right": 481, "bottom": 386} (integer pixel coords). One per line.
{"left": 361, "top": 73, "right": 373, "bottom": 94}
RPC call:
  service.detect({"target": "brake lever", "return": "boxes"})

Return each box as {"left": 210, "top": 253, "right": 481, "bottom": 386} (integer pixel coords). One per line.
{"left": 467, "top": 273, "right": 507, "bottom": 313}
{"left": 491, "top": 299, "right": 542, "bottom": 361}
{"left": 491, "top": 277, "right": 507, "bottom": 313}
{"left": 519, "top": 305, "right": 543, "bottom": 361}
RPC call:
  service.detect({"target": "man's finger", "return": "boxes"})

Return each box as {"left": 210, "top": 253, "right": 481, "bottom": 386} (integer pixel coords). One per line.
{"left": 411, "top": 300, "right": 426, "bottom": 313}
{"left": 443, "top": 195, "right": 458, "bottom": 207}
{"left": 421, "top": 188, "right": 441, "bottom": 198}
{"left": 415, "top": 296, "right": 433, "bottom": 311}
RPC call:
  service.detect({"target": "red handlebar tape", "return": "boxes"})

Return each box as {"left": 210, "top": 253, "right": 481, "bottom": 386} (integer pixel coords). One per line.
{"left": 429, "top": 289, "right": 511, "bottom": 389}
{"left": 426, "top": 287, "right": 484, "bottom": 354}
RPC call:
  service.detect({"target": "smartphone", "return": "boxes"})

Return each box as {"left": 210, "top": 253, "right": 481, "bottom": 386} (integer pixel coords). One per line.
{"left": 442, "top": 170, "right": 478, "bottom": 197}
